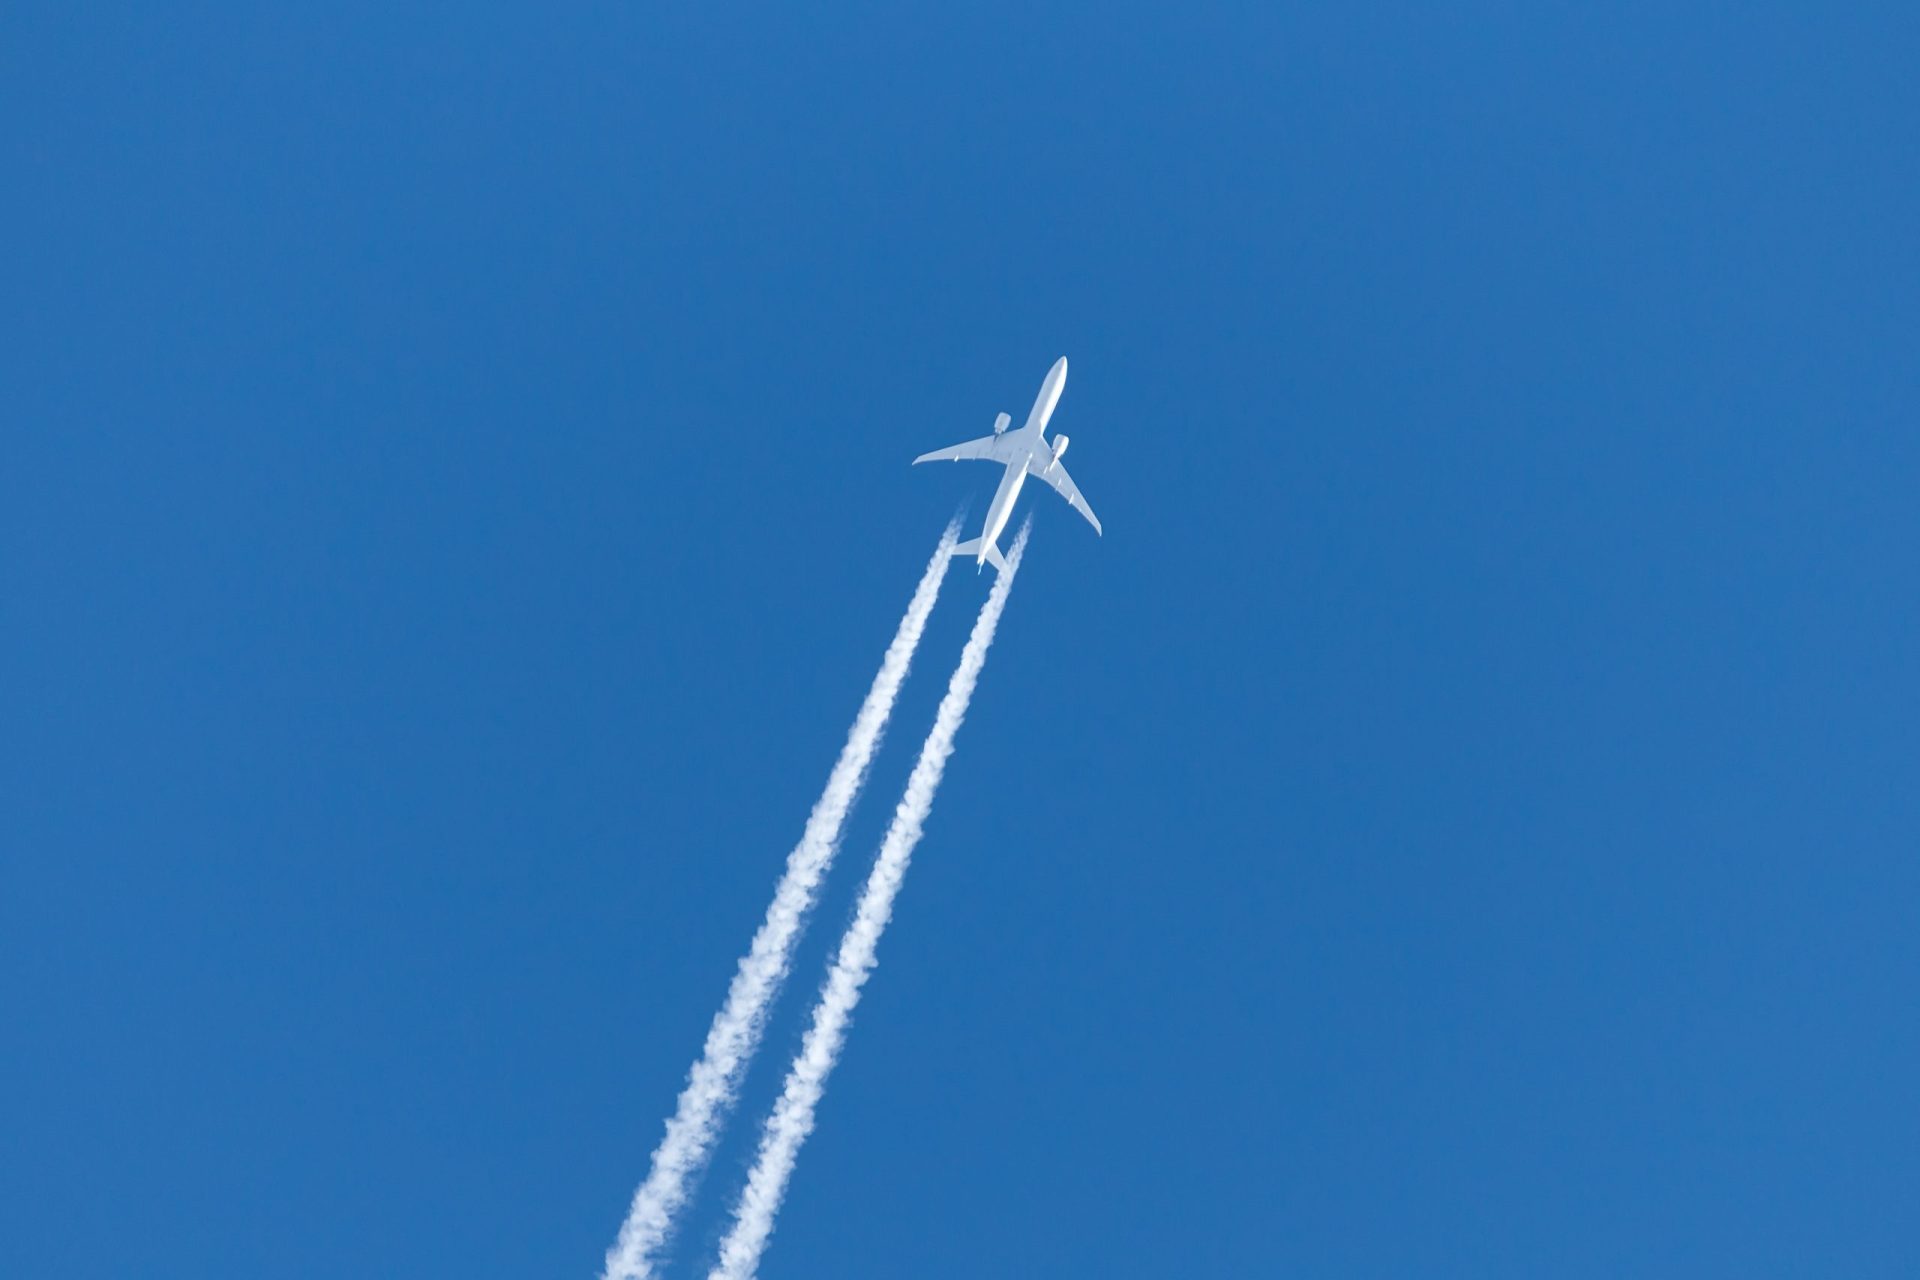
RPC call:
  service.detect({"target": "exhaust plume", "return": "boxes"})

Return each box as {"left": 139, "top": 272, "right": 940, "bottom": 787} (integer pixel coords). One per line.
{"left": 603, "top": 524, "right": 959, "bottom": 1280}
{"left": 709, "top": 519, "right": 1031, "bottom": 1280}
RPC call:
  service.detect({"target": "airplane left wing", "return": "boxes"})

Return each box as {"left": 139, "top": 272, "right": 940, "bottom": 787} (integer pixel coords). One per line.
{"left": 1029, "top": 456, "right": 1102, "bottom": 535}
{"left": 912, "top": 434, "right": 1018, "bottom": 465}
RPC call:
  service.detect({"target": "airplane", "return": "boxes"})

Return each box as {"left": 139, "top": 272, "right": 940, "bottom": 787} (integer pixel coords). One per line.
{"left": 912, "top": 356, "right": 1102, "bottom": 571}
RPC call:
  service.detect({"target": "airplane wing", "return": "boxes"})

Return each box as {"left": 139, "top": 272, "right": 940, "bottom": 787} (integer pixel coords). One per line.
{"left": 912, "top": 433, "right": 1021, "bottom": 465}
{"left": 1028, "top": 456, "right": 1102, "bottom": 535}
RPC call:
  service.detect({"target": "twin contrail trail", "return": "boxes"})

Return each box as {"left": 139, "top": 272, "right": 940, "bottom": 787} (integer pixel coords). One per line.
{"left": 708, "top": 518, "right": 1032, "bottom": 1280}
{"left": 603, "top": 524, "right": 959, "bottom": 1280}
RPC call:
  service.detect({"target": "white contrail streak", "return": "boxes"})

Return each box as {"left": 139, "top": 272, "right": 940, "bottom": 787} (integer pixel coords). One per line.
{"left": 603, "top": 524, "right": 959, "bottom": 1280}
{"left": 709, "top": 519, "right": 1031, "bottom": 1280}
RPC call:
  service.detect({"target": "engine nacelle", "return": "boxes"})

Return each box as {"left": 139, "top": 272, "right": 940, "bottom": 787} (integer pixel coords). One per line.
{"left": 1052, "top": 434, "right": 1070, "bottom": 460}
{"left": 993, "top": 412, "right": 1010, "bottom": 435}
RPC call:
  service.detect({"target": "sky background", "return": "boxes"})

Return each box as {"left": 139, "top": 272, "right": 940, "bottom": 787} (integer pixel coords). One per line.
{"left": 4, "top": 4, "right": 1917, "bottom": 1277}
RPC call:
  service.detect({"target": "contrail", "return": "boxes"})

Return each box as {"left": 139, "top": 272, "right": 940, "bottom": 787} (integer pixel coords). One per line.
{"left": 603, "top": 523, "right": 959, "bottom": 1280}
{"left": 709, "top": 518, "right": 1031, "bottom": 1280}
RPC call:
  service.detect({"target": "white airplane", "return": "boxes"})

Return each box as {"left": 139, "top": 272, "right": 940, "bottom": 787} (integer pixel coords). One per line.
{"left": 913, "top": 356, "right": 1102, "bottom": 571}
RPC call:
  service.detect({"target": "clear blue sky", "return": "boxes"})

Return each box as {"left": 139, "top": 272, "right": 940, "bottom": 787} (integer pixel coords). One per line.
{"left": 4, "top": 4, "right": 1916, "bottom": 1277}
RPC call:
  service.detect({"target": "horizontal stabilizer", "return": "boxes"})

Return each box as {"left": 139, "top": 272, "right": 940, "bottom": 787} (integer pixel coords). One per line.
{"left": 951, "top": 537, "right": 1009, "bottom": 573}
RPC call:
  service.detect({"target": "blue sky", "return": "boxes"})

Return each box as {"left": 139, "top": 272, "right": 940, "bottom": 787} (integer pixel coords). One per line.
{"left": 4, "top": 4, "right": 1916, "bottom": 1276}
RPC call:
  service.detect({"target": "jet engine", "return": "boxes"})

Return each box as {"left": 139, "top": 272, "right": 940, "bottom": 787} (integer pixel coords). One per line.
{"left": 993, "top": 412, "right": 1011, "bottom": 435}
{"left": 1052, "top": 434, "right": 1070, "bottom": 460}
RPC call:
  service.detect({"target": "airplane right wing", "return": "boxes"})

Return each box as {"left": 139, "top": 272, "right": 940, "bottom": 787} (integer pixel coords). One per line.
{"left": 912, "top": 434, "right": 1020, "bottom": 465}
{"left": 1028, "top": 456, "right": 1102, "bottom": 535}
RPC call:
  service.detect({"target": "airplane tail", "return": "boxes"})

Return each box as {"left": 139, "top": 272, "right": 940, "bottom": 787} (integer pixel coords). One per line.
{"left": 951, "top": 537, "right": 1008, "bottom": 573}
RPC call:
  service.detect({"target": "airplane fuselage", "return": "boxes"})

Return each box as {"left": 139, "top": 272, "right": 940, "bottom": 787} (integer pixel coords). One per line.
{"left": 968, "top": 356, "right": 1067, "bottom": 567}
{"left": 1022, "top": 354, "right": 1069, "bottom": 435}
{"left": 979, "top": 460, "right": 1030, "bottom": 557}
